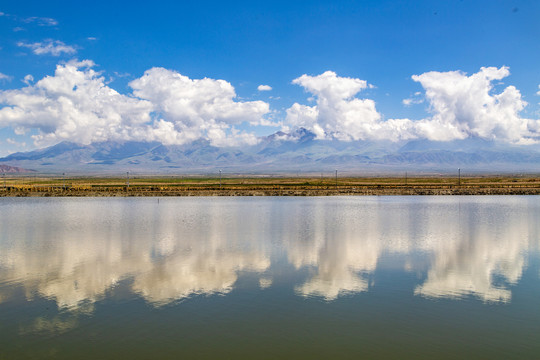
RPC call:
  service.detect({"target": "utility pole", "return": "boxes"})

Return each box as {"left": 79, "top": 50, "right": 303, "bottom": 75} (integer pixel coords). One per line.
{"left": 63, "top": 173, "right": 66, "bottom": 190}
{"left": 126, "top": 171, "right": 130, "bottom": 188}
{"left": 405, "top": 171, "right": 408, "bottom": 186}
{"left": 2, "top": 172, "right": 5, "bottom": 189}
{"left": 458, "top": 168, "right": 461, "bottom": 186}
{"left": 335, "top": 169, "right": 338, "bottom": 190}
{"left": 219, "top": 169, "right": 222, "bottom": 189}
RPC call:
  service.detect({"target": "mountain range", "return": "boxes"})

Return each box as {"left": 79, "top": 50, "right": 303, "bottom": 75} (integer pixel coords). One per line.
{"left": 0, "top": 164, "right": 35, "bottom": 174}
{"left": 2, "top": 128, "right": 540, "bottom": 174}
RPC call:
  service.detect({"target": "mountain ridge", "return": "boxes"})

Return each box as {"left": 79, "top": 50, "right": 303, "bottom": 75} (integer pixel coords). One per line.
{"left": 0, "top": 164, "right": 35, "bottom": 173}
{"left": 2, "top": 128, "right": 540, "bottom": 174}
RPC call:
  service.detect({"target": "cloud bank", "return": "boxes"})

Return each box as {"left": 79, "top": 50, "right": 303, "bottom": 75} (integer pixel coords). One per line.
{"left": 129, "top": 67, "right": 269, "bottom": 146}
{"left": 0, "top": 60, "right": 153, "bottom": 146}
{"left": 0, "top": 61, "right": 539, "bottom": 148}
{"left": 411, "top": 66, "right": 536, "bottom": 143}
{"left": 287, "top": 71, "right": 416, "bottom": 141}
{"left": 0, "top": 60, "right": 270, "bottom": 147}
{"left": 288, "top": 67, "right": 540, "bottom": 144}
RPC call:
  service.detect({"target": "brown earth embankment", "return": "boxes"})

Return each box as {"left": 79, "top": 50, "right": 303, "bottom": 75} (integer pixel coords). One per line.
{"left": 2, "top": 182, "right": 540, "bottom": 196}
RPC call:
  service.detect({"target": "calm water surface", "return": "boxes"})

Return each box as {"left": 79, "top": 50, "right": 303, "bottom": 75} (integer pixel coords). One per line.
{"left": 1, "top": 196, "right": 539, "bottom": 359}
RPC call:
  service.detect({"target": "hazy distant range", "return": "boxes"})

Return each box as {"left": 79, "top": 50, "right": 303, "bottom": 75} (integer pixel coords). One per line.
{"left": 2, "top": 128, "right": 540, "bottom": 175}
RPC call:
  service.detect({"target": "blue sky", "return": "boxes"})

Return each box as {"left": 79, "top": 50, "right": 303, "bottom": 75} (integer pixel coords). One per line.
{"left": 1, "top": 0, "right": 539, "bottom": 155}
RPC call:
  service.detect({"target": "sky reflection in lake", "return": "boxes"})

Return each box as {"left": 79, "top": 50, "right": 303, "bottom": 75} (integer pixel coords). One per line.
{"left": 1, "top": 197, "right": 539, "bottom": 358}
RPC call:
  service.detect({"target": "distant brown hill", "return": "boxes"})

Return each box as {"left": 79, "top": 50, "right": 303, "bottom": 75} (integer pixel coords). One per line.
{"left": 0, "top": 164, "right": 34, "bottom": 173}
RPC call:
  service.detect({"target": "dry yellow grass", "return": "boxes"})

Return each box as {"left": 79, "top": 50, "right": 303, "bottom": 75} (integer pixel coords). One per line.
{"left": 2, "top": 175, "right": 540, "bottom": 196}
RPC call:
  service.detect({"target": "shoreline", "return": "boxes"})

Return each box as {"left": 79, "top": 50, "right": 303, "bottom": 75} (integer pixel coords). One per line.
{"left": 2, "top": 176, "right": 540, "bottom": 197}
{"left": 3, "top": 188, "right": 540, "bottom": 197}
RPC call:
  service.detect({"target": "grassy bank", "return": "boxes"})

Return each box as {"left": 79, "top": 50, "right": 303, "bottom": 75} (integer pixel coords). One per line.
{"left": 2, "top": 175, "right": 540, "bottom": 196}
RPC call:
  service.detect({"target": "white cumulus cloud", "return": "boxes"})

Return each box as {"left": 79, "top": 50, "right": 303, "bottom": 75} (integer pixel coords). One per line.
{"left": 257, "top": 84, "right": 272, "bottom": 91}
{"left": 0, "top": 61, "right": 270, "bottom": 147}
{"left": 411, "top": 66, "right": 539, "bottom": 143}
{"left": 17, "top": 40, "right": 76, "bottom": 56}
{"left": 1, "top": 62, "right": 538, "bottom": 149}
{"left": 0, "top": 60, "right": 153, "bottom": 146}
{"left": 286, "top": 71, "right": 417, "bottom": 141}
{"left": 286, "top": 68, "right": 540, "bottom": 144}
{"left": 129, "top": 67, "right": 269, "bottom": 146}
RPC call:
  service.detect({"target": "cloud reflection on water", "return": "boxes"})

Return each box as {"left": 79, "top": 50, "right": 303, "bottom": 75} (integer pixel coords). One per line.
{"left": 0, "top": 197, "right": 538, "bottom": 313}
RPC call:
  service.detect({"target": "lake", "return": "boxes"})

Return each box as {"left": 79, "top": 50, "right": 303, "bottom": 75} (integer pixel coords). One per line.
{"left": 1, "top": 196, "right": 539, "bottom": 359}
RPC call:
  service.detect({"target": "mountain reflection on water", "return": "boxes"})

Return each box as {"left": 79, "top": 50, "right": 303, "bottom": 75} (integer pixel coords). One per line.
{"left": 0, "top": 197, "right": 538, "bottom": 313}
